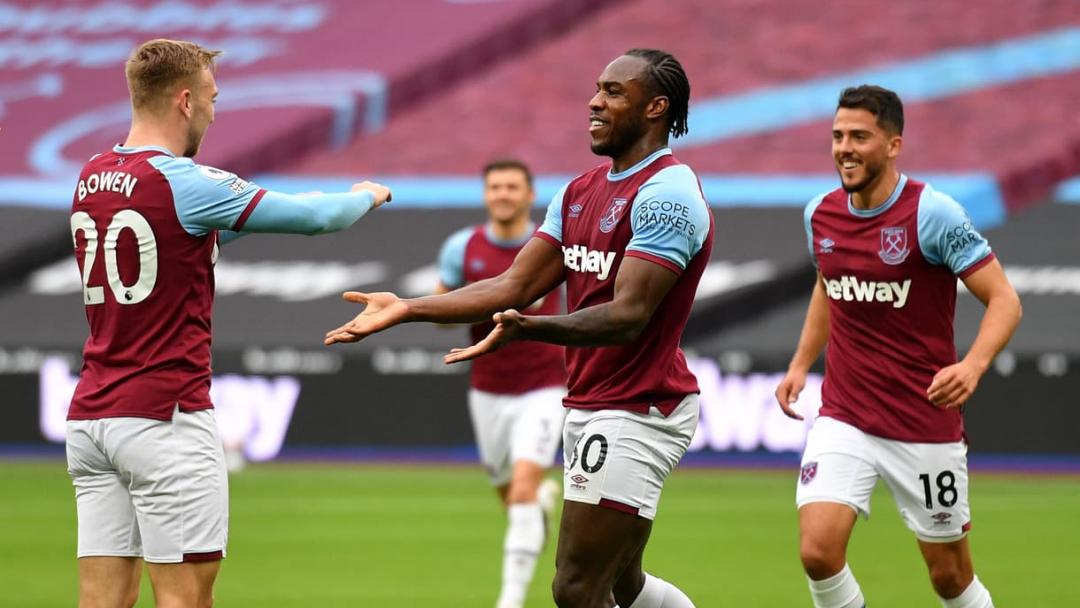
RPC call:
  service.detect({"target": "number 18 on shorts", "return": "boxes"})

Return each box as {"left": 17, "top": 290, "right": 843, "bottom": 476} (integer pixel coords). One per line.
{"left": 796, "top": 417, "right": 972, "bottom": 542}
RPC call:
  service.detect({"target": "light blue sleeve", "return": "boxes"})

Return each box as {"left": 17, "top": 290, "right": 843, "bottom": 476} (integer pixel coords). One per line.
{"left": 149, "top": 156, "right": 264, "bottom": 236}
{"left": 917, "top": 184, "right": 993, "bottom": 275}
{"left": 804, "top": 193, "right": 827, "bottom": 267}
{"left": 626, "top": 165, "right": 710, "bottom": 269}
{"left": 242, "top": 190, "right": 375, "bottom": 235}
{"left": 537, "top": 183, "right": 568, "bottom": 244}
{"left": 437, "top": 227, "right": 473, "bottom": 289}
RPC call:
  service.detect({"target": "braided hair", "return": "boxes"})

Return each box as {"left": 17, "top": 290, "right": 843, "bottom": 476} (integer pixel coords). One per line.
{"left": 624, "top": 48, "right": 690, "bottom": 138}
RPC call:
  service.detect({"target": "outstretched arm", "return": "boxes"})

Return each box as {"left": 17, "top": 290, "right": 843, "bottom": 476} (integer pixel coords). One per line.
{"left": 443, "top": 256, "right": 678, "bottom": 363}
{"left": 324, "top": 237, "right": 566, "bottom": 344}
{"left": 151, "top": 156, "right": 391, "bottom": 239}
{"left": 927, "top": 258, "right": 1021, "bottom": 408}
{"left": 236, "top": 182, "right": 391, "bottom": 235}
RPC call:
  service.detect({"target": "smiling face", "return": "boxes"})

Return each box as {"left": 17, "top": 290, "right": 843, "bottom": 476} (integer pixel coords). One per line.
{"left": 483, "top": 167, "right": 533, "bottom": 225}
{"left": 587, "top": 55, "right": 656, "bottom": 158}
{"left": 832, "top": 107, "right": 902, "bottom": 194}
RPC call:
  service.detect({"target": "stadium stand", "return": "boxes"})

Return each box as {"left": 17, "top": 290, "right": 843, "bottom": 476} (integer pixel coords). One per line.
{"left": 290, "top": 0, "right": 1080, "bottom": 219}
{"left": 0, "top": 0, "right": 620, "bottom": 291}
{"left": 2, "top": 0, "right": 1079, "bottom": 458}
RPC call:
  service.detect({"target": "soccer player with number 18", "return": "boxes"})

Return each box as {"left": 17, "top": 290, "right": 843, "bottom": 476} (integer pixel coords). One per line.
{"left": 775, "top": 85, "right": 1022, "bottom": 608}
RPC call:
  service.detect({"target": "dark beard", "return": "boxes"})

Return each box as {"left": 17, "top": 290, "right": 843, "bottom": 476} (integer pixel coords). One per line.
{"left": 590, "top": 114, "right": 648, "bottom": 158}
{"left": 839, "top": 160, "right": 882, "bottom": 193}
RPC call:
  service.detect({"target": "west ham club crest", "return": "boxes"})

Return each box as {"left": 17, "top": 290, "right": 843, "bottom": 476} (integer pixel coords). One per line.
{"left": 879, "top": 226, "right": 910, "bottom": 265}
{"left": 800, "top": 461, "right": 818, "bottom": 485}
{"left": 598, "top": 198, "right": 629, "bottom": 233}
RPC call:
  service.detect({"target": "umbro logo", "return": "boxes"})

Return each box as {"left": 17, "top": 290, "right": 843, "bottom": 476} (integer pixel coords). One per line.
{"left": 570, "top": 474, "right": 589, "bottom": 484}
{"left": 568, "top": 203, "right": 583, "bottom": 218}
{"left": 931, "top": 512, "right": 953, "bottom": 525}
{"left": 819, "top": 238, "right": 835, "bottom": 254}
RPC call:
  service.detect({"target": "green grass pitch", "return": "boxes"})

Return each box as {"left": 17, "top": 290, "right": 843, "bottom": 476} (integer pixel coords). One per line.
{"left": 2, "top": 460, "right": 1078, "bottom": 606}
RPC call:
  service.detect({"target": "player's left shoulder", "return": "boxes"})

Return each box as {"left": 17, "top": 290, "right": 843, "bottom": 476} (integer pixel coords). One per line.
{"left": 630, "top": 163, "right": 712, "bottom": 248}
{"left": 191, "top": 164, "right": 256, "bottom": 194}
{"left": 915, "top": 180, "right": 970, "bottom": 221}
{"left": 637, "top": 163, "right": 709, "bottom": 211}
{"left": 914, "top": 179, "right": 993, "bottom": 267}
{"left": 154, "top": 157, "right": 257, "bottom": 200}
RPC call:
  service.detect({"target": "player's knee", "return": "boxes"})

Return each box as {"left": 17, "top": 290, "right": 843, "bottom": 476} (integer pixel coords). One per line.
{"left": 122, "top": 586, "right": 140, "bottom": 608}
{"left": 154, "top": 590, "right": 213, "bottom": 608}
{"left": 611, "top": 569, "right": 646, "bottom": 607}
{"left": 551, "top": 572, "right": 574, "bottom": 607}
{"left": 927, "top": 561, "right": 971, "bottom": 599}
{"left": 552, "top": 567, "right": 606, "bottom": 608}
{"left": 799, "top": 538, "right": 845, "bottom": 580}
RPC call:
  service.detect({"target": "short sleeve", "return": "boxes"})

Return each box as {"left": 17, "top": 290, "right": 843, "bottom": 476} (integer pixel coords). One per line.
{"left": 437, "top": 227, "right": 473, "bottom": 289}
{"left": 149, "top": 156, "right": 265, "bottom": 236}
{"left": 625, "top": 164, "right": 710, "bottom": 272}
{"left": 537, "top": 183, "right": 568, "bottom": 244}
{"left": 917, "top": 184, "right": 993, "bottom": 276}
{"left": 804, "top": 193, "right": 827, "bottom": 268}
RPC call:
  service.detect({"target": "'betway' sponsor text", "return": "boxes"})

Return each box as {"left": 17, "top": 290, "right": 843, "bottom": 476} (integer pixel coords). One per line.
{"left": 563, "top": 245, "right": 616, "bottom": 280}
{"left": 824, "top": 275, "right": 911, "bottom": 308}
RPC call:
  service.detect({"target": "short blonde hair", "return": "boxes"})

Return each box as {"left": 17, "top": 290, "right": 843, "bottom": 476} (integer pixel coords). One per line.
{"left": 125, "top": 39, "right": 222, "bottom": 109}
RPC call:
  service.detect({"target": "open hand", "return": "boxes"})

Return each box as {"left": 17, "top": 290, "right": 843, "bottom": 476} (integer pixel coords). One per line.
{"left": 774, "top": 369, "right": 807, "bottom": 421}
{"left": 324, "top": 291, "right": 408, "bottom": 345}
{"left": 444, "top": 309, "right": 525, "bottom": 364}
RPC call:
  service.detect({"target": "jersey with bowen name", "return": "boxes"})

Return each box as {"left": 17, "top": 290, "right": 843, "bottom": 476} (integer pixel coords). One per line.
{"left": 805, "top": 175, "right": 994, "bottom": 442}
{"left": 69, "top": 144, "right": 266, "bottom": 421}
{"left": 438, "top": 223, "right": 566, "bottom": 394}
{"left": 536, "top": 148, "right": 713, "bottom": 414}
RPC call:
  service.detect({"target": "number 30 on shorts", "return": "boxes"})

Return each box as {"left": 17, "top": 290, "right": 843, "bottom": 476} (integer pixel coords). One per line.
{"left": 918, "top": 470, "right": 958, "bottom": 509}
{"left": 569, "top": 434, "right": 608, "bottom": 474}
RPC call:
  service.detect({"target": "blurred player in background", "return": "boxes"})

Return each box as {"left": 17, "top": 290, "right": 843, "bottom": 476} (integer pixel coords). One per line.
{"left": 435, "top": 159, "right": 566, "bottom": 608}
{"left": 327, "top": 48, "right": 710, "bottom": 608}
{"left": 66, "top": 39, "right": 391, "bottom": 608}
{"left": 775, "top": 85, "right": 1021, "bottom": 608}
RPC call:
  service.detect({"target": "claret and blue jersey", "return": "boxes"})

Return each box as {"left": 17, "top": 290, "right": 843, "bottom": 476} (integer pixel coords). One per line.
{"left": 805, "top": 174, "right": 995, "bottom": 442}
{"left": 69, "top": 144, "right": 375, "bottom": 421}
{"left": 437, "top": 223, "right": 566, "bottom": 395}
{"left": 535, "top": 148, "right": 714, "bottom": 414}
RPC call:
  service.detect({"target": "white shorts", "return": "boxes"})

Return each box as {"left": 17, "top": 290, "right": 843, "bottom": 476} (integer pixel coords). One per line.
{"left": 562, "top": 394, "right": 699, "bottom": 521}
{"left": 65, "top": 408, "right": 229, "bottom": 563}
{"left": 468, "top": 386, "right": 567, "bottom": 486}
{"left": 796, "top": 416, "right": 971, "bottom": 543}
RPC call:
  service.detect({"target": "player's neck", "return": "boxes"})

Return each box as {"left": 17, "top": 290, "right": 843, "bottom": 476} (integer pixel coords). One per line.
{"left": 610, "top": 136, "right": 669, "bottom": 173}
{"left": 488, "top": 216, "right": 532, "bottom": 241}
{"left": 123, "top": 118, "right": 187, "bottom": 158}
{"left": 850, "top": 168, "right": 901, "bottom": 211}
